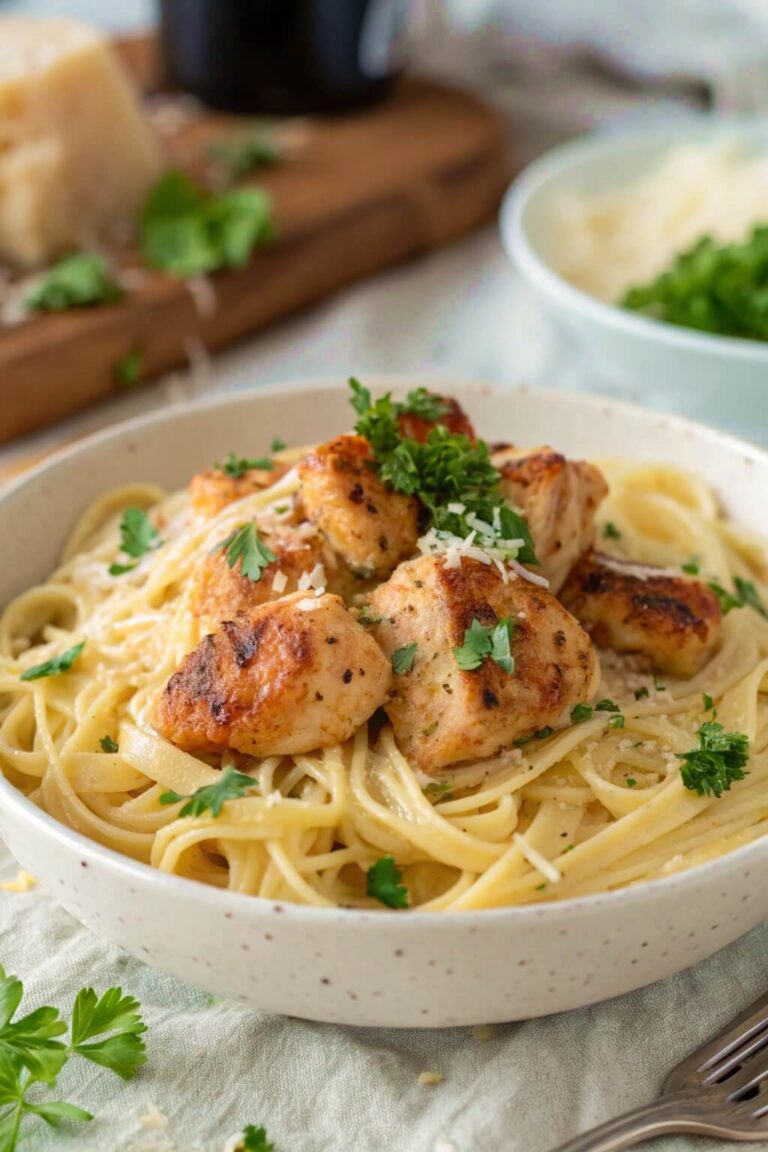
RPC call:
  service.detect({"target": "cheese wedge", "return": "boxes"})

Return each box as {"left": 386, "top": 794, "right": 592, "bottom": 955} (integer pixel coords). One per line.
{"left": 0, "top": 17, "right": 161, "bottom": 268}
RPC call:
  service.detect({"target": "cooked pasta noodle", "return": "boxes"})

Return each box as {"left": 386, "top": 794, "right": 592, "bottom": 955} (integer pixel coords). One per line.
{"left": 1, "top": 457, "right": 767, "bottom": 910}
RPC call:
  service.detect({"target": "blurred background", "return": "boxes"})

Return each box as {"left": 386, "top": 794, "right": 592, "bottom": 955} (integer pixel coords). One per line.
{"left": 2, "top": 0, "right": 768, "bottom": 465}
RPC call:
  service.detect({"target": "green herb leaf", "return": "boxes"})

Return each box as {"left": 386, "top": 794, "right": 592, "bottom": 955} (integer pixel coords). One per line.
{"left": 424, "top": 780, "right": 452, "bottom": 800}
{"left": 214, "top": 453, "right": 273, "bottom": 478}
{"left": 114, "top": 349, "right": 142, "bottom": 388}
{"left": 25, "top": 254, "right": 124, "bottom": 312}
{"left": 391, "top": 644, "right": 417, "bottom": 675}
{"left": 402, "top": 388, "right": 451, "bottom": 421}
{"left": 734, "top": 576, "right": 768, "bottom": 619}
{"left": 454, "top": 617, "right": 516, "bottom": 674}
{"left": 99, "top": 736, "right": 119, "bottom": 754}
{"left": 570, "top": 703, "right": 593, "bottom": 724}
{"left": 634, "top": 686, "right": 650, "bottom": 701}
{"left": 682, "top": 556, "right": 700, "bottom": 575}
{"left": 209, "top": 124, "right": 279, "bottom": 179}
{"left": 159, "top": 764, "right": 259, "bottom": 818}
{"left": 215, "top": 522, "right": 276, "bottom": 582}
{"left": 703, "top": 692, "right": 715, "bottom": 713}
{"left": 609, "top": 715, "right": 625, "bottom": 730}
{"left": 140, "top": 171, "right": 273, "bottom": 277}
{"left": 602, "top": 522, "right": 621, "bottom": 540}
{"left": 709, "top": 579, "right": 744, "bottom": 615}
{"left": 366, "top": 856, "right": 409, "bottom": 909}
{"left": 626, "top": 777, "right": 637, "bottom": 788}
{"left": 242, "top": 1124, "right": 275, "bottom": 1152}
{"left": 20, "top": 641, "right": 85, "bottom": 683}
{"left": 108, "top": 562, "right": 138, "bottom": 577}
{"left": 119, "top": 507, "right": 162, "bottom": 560}
{"left": 24, "top": 1101, "right": 93, "bottom": 1128}
{"left": 677, "top": 721, "right": 750, "bottom": 798}
{"left": 69, "top": 988, "right": 147, "bottom": 1081}
{"left": 595, "top": 699, "right": 620, "bottom": 713}
{"left": 270, "top": 437, "right": 286, "bottom": 453}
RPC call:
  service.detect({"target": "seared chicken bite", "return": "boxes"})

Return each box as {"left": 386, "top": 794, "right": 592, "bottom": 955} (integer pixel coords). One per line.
{"left": 297, "top": 434, "right": 419, "bottom": 577}
{"left": 153, "top": 592, "right": 391, "bottom": 757}
{"left": 189, "top": 462, "right": 289, "bottom": 519}
{"left": 397, "top": 394, "right": 476, "bottom": 443}
{"left": 560, "top": 550, "right": 722, "bottom": 677}
{"left": 367, "top": 555, "right": 598, "bottom": 772}
{"left": 492, "top": 446, "right": 608, "bottom": 594}
{"left": 189, "top": 530, "right": 330, "bottom": 631}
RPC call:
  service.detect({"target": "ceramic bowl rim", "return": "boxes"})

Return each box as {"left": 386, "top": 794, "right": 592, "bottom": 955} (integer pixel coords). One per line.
{"left": 1, "top": 376, "right": 767, "bottom": 928}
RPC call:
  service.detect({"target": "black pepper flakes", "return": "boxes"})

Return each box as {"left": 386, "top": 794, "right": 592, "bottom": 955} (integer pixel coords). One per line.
{"left": 342, "top": 668, "right": 353, "bottom": 683}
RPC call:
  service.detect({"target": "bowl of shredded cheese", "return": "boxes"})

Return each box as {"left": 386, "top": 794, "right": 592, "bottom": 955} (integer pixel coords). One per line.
{"left": 502, "top": 119, "right": 768, "bottom": 434}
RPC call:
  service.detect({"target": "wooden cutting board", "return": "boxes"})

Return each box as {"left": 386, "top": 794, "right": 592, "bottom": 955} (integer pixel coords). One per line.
{"left": 0, "top": 34, "right": 510, "bottom": 445}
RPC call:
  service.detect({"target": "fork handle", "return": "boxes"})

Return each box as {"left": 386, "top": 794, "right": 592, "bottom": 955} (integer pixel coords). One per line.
{"left": 550, "top": 1094, "right": 712, "bottom": 1152}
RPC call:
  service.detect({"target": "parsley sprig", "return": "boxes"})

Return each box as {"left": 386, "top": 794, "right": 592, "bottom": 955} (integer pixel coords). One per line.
{"left": 454, "top": 618, "right": 515, "bottom": 674}
{"left": 109, "top": 507, "right": 163, "bottom": 576}
{"left": 0, "top": 967, "right": 146, "bottom": 1151}
{"left": 25, "top": 254, "right": 124, "bottom": 312}
{"left": 349, "top": 379, "right": 538, "bottom": 568}
{"left": 241, "top": 1125, "right": 275, "bottom": 1151}
{"left": 215, "top": 522, "right": 276, "bottom": 582}
{"left": 214, "top": 453, "right": 273, "bottom": 478}
{"left": 709, "top": 576, "right": 768, "bottom": 619}
{"left": 159, "top": 764, "right": 259, "bottom": 817}
{"left": 20, "top": 641, "right": 85, "bottom": 682}
{"left": 366, "top": 857, "right": 409, "bottom": 909}
{"left": 208, "top": 123, "right": 280, "bottom": 179}
{"left": 141, "top": 171, "right": 273, "bottom": 278}
{"left": 677, "top": 721, "right": 750, "bottom": 798}
{"left": 391, "top": 644, "right": 417, "bottom": 675}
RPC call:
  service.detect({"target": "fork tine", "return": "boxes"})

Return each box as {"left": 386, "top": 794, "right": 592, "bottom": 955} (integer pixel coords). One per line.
{"left": 708, "top": 1022, "right": 768, "bottom": 1085}
{"left": 666, "top": 991, "right": 768, "bottom": 1091}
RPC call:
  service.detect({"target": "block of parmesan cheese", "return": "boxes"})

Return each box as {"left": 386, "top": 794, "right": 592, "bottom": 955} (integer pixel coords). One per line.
{"left": 0, "top": 18, "right": 161, "bottom": 268}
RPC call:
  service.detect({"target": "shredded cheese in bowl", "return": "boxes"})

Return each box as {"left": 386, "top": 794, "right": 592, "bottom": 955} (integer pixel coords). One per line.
{"left": 554, "top": 139, "right": 768, "bottom": 303}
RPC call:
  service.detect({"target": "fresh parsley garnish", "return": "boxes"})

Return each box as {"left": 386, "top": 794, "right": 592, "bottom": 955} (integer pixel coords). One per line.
{"left": 0, "top": 966, "right": 146, "bottom": 1151}
{"left": 682, "top": 556, "right": 700, "bottom": 575}
{"left": 398, "top": 387, "right": 451, "bottom": 421}
{"left": 626, "top": 777, "right": 637, "bottom": 788}
{"left": 214, "top": 453, "right": 273, "bottom": 478}
{"left": 454, "top": 618, "right": 515, "bottom": 674}
{"left": 602, "top": 522, "right": 621, "bottom": 540}
{"left": 20, "top": 641, "right": 85, "bottom": 682}
{"left": 25, "top": 254, "right": 124, "bottom": 312}
{"left": 622, "top": 225, "right": 768, "bottom": 340}
{"left": 634, "top": 686, "right": 650, "bottom": 701}
{"left": 366, "top": 856, "right": 409, "bottom": 909}
{"left": 709, "top": 576, "right": 768, "bottom": 618}
{"left": 570, "top": 703, "right": 593, "bottom": 724}
{"left": 159, "top": 764, "right": 259, "bottom": 817}
{"left": 270, "top": 437, "right": 286, "bottom": 453}
{"left": 208, "top": 123, "right": 279, "bottom": 179}
{"left": 348, "top": 379, "right": 539, "bottom": 568}
{"left": 391, "top": 644, "right": 417, "bottom": 675}
{"left": 242, "top": 1125, "right": 275, "bottom": 1152}
{"left": 119, "top": 508, "right": 161, "bottom": 559}
{"left": 99, "top": 736, "right": 119, "bottom": 754}
{"left": 215, "top": 522, "right": 276, "bottom": 581}
{"left": 595, "top": 699, "right": 620, "bottom": 713}
{"left": 677, "top": 721, "right": 749, "bottom": 798}
{"left": 424, "top": 780, "right": 452, "bottom": 800}
{"left": 703, "top": 692, "right": 715, "bottom": 713}
{"left": 114, "top": 349, "right": 142, "bottom": 388}
{"left": 609, "top": 715, "right": 625, "bottom": 730}
{"left": 140, "top": 171, "right": 273, "bottom": 277}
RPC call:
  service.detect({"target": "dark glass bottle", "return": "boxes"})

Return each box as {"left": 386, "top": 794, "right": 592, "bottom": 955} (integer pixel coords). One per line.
{"left": 158, "top": 0, "right": 411, "bottom": 115}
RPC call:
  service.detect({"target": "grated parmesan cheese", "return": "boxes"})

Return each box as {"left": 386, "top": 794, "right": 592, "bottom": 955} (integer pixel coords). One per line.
{"left": 513, "top": 833, "right": 562, "bottom": 884}
{"left": 271, "top": 570, "right": 288, "bottom": 594}
{"left": 297, "top": 562, "right": 326, "bottom": 595}
{"left": 138, "top": 1104, "right": 169, "bottom": 1131}
{"left": 0, "top": 869, "right": 36, "bottom": 893}
{"left": 418, "top": 1071, "right": 444, "bottom": 1086}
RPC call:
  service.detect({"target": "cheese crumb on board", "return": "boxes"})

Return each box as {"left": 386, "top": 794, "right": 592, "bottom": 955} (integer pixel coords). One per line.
{"left": 0, "top": 17, "right": 161, "bottom": 268}
{"left": 418, "top": 1070, "right": 444, "bottom": 1086}
{"left": 0, "top": 869, "right": 37, "bottom": 892}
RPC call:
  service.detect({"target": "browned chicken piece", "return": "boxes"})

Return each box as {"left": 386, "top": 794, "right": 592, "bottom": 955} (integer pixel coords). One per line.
{"left": 560, "top": 550, "right": 723, "bottom": 678}
{"left": 397, "top": 394, "right": 476, "bottom": 443}
{"left": 297, "top": 434, "right": 420, "bottom": 578}
{"left": 189, "top": 462, "right": 289, "bottom": 519}
{"left": 492, "top": 446, "right": 608, "bottom": 594}
{"left": 189, "top": 530, "right": 331, "bottom": 630}
{"left": 367, "top": 555, "right": 599, "bottom": 772}
{"left": 153, "top": 592, "right": 391, "bottom": 757}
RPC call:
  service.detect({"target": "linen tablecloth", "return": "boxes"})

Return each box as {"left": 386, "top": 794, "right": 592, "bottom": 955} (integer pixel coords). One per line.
{"left": 3, "top": 2, "right": 768, "bottom": 1149}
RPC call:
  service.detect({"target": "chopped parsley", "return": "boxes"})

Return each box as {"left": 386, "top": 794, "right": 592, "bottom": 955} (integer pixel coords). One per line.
{"left": 398, "top": 388, "right": 451, "bottom": 421}
{"left": 677, "top": 721, "right": 749, "bottom": 798}
{"left": 20, "top": 641, "right": 85, "bottom": 682}
{"left": 626, "top": 777, "right": 637, "bottom": 788}
{"left": 348, "top": 379, "right": 539, "bottom": 568}
{"left": 609, "top": 715, "right": 625, "bottom": 730}
{"left": 214, "top": 452, "right": 273, "bottom": 478}
{"left": 0, "top": 965, "right": 146, "bottom": 1151}
{"left": 595, "top": 698, "right": 620, "bottom": 713}
{"left": 270, "top": 437, "right": 286, "bottom": 453}
{"left": 357, "top": 606, "right": 384, "bottom": 627}
{"left": 454, "top": 618, "right": 515, "bottom": 674}
{"left": 425, "top": 780, "right": 452, "bottom": 800}
{"left": 215, "top": 522, "right": 276, "bottom": 581}
{"left": 602, "top": 521, "right": 621, "bottom": 540}
{"left": 622, "top": 225, "right": 768, "bottom": 340}
{"left": 159, "top": 764, "right": 259, "bottom": 817}
{"left": 208, "top": 123, "right": 279, "bottom": 179}
{"left": 140, "top": 170, "right": 273, "bottom": 277}
{"left": 114, "top": 349, "right": 142, "bottom": 388}
{"left": 681, "top": 556, "right": 700, "bottom": 575}
{"left": 99, "top": 736, "right": 119, "bottom": 754}
{"left": 634, "top": 686, "right": 650, "bottom": 701}
{"left": 391, "top": 644, "right": 417, "bottom": 675}
{"left": 242, "top": 1125, "right": 275, "bottom": 1152}
{"left": 570, "top": 703, "right": 593, "bottom": 724}
{"left": 703, "top": 692, "right": 715, "bottom": 713}
{"left": 109, "top": 507, "right": 162, "bottom": 576}
{"left": 535, "top": 883, "right": 548, "bottom": 892}
{"left": 708, "top": 576, "right": 767, "bottom": 619}
{"left": 25, "top": 253, "right": 124, "bottom": 312}
{"left": 366, "top": 856, "right": 409, "bottom": 909}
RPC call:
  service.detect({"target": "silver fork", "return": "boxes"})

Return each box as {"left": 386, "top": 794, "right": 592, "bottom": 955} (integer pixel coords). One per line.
{"left": 551, "top": 990, "right": 768, "bottom": 1151}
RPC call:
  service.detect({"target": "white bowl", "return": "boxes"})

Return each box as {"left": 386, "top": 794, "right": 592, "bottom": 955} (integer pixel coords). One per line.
{"left": 501, "top": 119, "right": 768, "bottom": 435}
{"left": 1, "top": 378, "right": 767, "bottom": 1028}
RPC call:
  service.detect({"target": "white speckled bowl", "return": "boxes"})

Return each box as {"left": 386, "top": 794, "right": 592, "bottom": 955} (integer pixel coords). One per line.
{"left": 0, "top": 379, "right": 766, "bottom": 1028}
